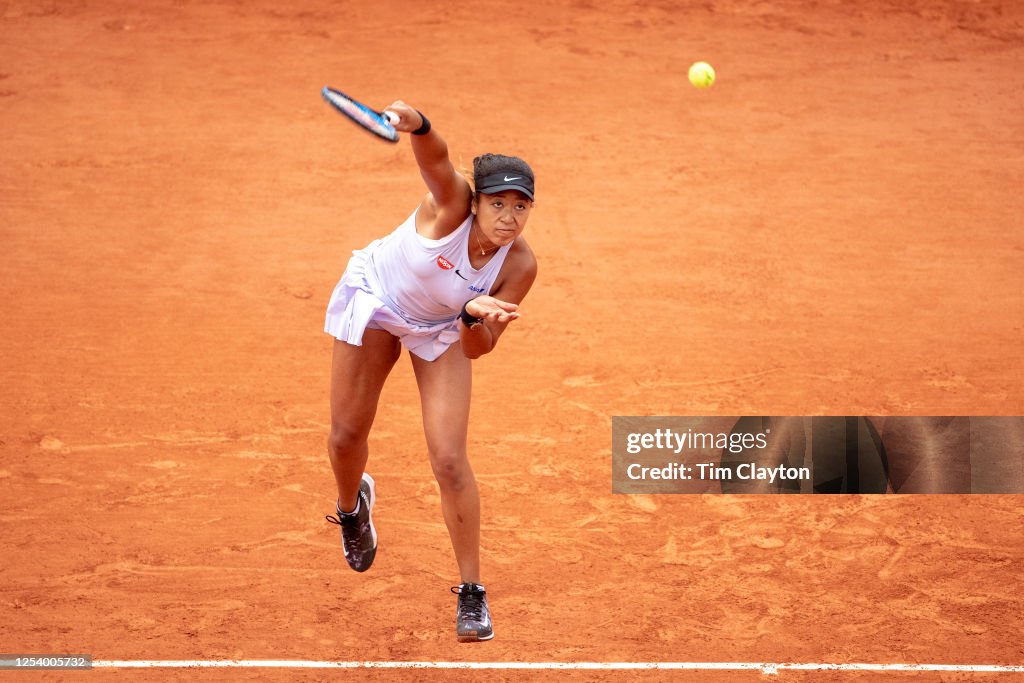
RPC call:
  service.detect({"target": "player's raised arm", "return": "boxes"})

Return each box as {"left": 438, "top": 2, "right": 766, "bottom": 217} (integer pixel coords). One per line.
{"left": 384, "top": 101, "right": 471, "bottom": 222}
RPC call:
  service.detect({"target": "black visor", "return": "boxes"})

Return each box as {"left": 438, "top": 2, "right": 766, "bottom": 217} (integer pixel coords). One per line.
{"left": 476, "top": 172, "right": 534, "bottom": 200}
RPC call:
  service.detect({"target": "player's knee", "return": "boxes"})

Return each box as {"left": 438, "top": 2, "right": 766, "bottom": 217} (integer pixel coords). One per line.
{"left": 327, "top": 422, "right": 366, "bottom": 457}
{"left": 430, "top": 451, "right": 471, "bottom": 491}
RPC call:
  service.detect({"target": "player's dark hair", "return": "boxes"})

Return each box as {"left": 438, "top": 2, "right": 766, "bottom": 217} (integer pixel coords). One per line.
{"left": 472, "top": 153, "right": 534, "bottom": 198}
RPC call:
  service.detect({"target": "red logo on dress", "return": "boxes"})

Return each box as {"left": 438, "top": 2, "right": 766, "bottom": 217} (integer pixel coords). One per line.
{"left": 436, "top": 256, "right": 454, "bottom": 270}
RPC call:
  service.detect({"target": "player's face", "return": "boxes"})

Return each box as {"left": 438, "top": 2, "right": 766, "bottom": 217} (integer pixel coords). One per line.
{"left": 473, "top": 191, "right": 533, "bottom": 246}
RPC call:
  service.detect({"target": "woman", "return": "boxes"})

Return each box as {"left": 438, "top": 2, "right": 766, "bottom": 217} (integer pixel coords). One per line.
{"left": 323, "top": 100, "right": 537, "bottom": 642}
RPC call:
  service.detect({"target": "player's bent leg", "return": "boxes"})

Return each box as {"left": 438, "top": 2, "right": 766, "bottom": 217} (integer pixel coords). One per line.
{"left": 326, "top": 330, "right": 401, "bottom": 573}
{"left": 328, "top": 330, "right": 401, "bottom": 507}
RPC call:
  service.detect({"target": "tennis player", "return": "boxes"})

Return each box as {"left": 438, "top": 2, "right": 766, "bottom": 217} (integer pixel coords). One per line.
{"left": 323, "top": 100, "right": 537, "bottom": 642}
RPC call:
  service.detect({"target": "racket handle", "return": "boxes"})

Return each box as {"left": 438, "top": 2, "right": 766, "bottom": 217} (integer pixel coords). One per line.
{"left": 383, "top": 110, "right": 399, "bottom": 125}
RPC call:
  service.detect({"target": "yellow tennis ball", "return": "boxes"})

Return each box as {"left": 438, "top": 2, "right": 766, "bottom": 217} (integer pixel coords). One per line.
{"left": 688, "top": 61, "right": 716, "bottom": 89}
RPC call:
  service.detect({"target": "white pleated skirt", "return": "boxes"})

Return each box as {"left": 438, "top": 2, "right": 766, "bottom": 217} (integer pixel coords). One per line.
{"left": 324, "top": 240, "right": 460, "bottom": 362}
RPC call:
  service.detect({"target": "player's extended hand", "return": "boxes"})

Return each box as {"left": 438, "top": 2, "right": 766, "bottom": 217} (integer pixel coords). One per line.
{"left": 466, "top": 296, "right": 520, "bottom": 324}
{"left": 382, "top": 100, "right": 425, "bottom": 133}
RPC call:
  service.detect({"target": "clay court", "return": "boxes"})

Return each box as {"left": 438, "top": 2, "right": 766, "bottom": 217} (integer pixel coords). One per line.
{"left": 3, "top": 0, "right": 1023, "bottom": 680}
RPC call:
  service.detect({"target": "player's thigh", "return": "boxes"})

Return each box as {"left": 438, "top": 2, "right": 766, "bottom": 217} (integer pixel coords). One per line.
{"left": 330, "top": 329, "right": 402, "bottom": 438}
{"left": 409, "top": 342, "right": 472, "bottom": 456}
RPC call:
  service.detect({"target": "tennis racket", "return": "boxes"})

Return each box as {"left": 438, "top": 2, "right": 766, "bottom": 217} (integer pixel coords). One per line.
{"left": 321, "top": 86, "right": 400, "bottom": 143}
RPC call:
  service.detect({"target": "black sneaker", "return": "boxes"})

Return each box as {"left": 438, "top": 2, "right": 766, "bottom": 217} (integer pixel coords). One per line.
{"left": 325, "top": 473, "right": 377, "bottom": 572}
{"left": 451, "top": 582, "right": 493, "bottom": 642}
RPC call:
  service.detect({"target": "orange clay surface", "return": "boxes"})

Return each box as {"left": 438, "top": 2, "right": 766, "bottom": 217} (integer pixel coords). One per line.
{"left": 2, "top": 0, "right": 1023, "bottom": 681}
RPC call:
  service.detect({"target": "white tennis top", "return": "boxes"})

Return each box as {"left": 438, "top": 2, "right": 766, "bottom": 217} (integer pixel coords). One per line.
{"left": 370, "top": 208, "right": 513, "bottom": 326}
{"left": 324, "top": 207, "right": 513, "bottom": 361}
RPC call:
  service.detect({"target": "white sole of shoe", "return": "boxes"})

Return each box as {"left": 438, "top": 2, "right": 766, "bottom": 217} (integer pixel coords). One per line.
{"left": 361, "top": 472, "right": 377, "bottom": 549}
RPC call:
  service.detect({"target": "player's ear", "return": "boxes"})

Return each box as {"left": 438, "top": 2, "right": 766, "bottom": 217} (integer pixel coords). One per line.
{"left": 470, "top": 193, "right": 479, "bottom": 215}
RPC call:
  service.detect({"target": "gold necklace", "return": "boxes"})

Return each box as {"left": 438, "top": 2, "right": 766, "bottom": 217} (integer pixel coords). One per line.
{"left": 474, "top": 227, "right": 497, "bottom": 256}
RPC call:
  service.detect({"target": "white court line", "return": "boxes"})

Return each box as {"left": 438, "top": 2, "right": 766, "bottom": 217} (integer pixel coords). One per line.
{"left": 92, "top": 660, "right": 1024, "bottom": 674}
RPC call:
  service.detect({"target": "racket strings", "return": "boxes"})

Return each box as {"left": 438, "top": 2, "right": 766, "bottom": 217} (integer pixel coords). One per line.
{"left": 322, "top": 87, "right": 399, "bottom": 143}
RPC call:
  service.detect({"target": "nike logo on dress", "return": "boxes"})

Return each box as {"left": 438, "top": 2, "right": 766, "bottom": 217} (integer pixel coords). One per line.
{"left": 503, "top": 176, "right": 522, "bottom": 181}
{"left": 455, "top": 269, "right": 468, "bottom": 280}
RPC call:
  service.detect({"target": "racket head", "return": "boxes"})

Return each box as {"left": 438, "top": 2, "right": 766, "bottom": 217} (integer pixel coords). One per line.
{"left": 321, "top": 86, "right": 400, "bottom": 144}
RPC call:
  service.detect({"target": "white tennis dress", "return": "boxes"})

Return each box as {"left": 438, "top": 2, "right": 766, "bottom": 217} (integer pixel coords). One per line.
{"left": 325, "top": 208, "right": 513, "bottom": 361}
